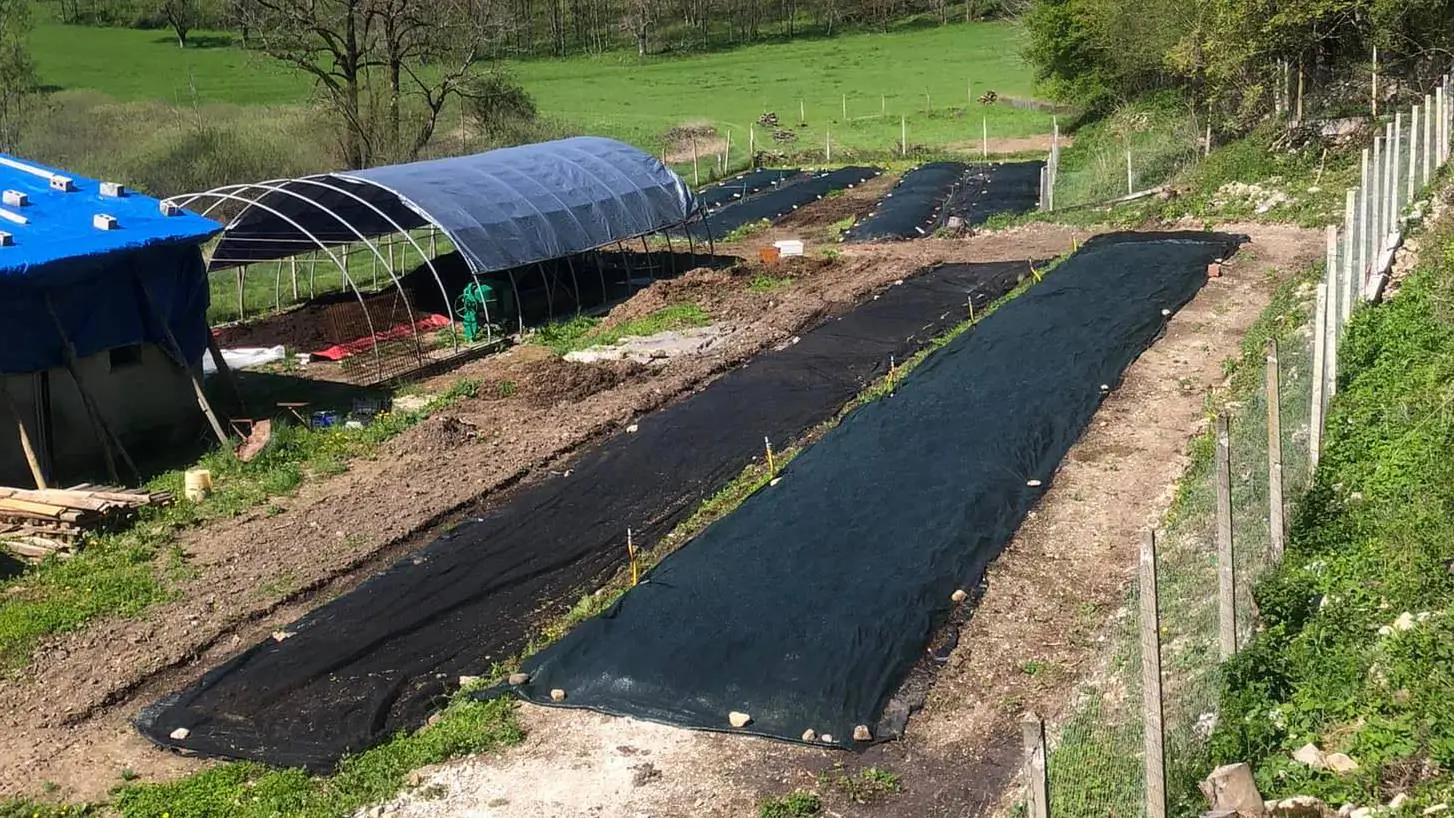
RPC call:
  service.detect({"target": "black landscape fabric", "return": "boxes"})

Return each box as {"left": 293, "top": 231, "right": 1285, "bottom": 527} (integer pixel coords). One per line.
{"left": 696, "top": 166, "right": 881, "bottom": 237}
{"left": 844, "top": 160, "right": 1045, "bottom": 242}
{"left": 843, "top": 162, "right": 969, "bottom": 242}
{"left": 698, "top": 168, "right": 803, "bottom": 211}
{"left": 946, "top": 160, "right": 1045, "bottom": 226}
{"left": 508, "top": 231, "right": 1244, "bottom": 747}
{"left": 136, "top": 257, "right": 1039, "bottom": 770}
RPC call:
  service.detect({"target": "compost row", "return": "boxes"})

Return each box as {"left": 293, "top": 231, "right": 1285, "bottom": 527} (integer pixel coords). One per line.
{"left": 506, "top": 231, "right": 1243, "bottom": 749}
{"left": 137, "top": 257, "right": 1040, "bottom": 770}
{"left": 695, "top": 166, "right": 881, "bottom": 238}
{"left": 843, "top": 160, "right": 1044, "bottom": 243}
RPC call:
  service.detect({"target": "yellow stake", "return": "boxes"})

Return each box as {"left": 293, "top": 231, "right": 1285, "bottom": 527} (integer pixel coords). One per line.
{"left": 764, "top": 436, "right": 776, "bottom": 473}
{"left": 627, "top": 528, "right": 639, "bottom": 586}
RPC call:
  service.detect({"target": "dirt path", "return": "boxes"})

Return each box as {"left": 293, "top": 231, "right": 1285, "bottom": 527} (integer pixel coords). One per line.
{"left": 0, "top": 217, "right": 1088, "bottom": 801}
{"left": 365, "top": 224, "right": 1319, "bottom": 818}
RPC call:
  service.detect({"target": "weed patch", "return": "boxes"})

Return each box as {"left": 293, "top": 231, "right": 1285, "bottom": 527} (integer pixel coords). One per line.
{"left": 758, "top": 790, "right": 822, "bottom": 817}
{"left": 533, "top": 305, "right": 711, "bottom": 355}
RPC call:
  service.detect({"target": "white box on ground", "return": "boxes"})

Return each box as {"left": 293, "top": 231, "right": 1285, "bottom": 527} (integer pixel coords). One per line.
{"left": 773, "top": 239, "right": 805, "bottom": 257}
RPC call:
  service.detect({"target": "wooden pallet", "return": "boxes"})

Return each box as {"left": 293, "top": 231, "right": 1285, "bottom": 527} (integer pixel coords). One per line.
{"left": 0, "top": 485, "right": 171, "bottom": 561}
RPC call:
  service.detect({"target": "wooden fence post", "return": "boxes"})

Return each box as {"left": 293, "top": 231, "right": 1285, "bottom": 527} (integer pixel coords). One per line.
{"left": 1266, "top": 340, "right": 1285, "bottom": 562}
{"left": 1021, "top": 713, "right": 1050, "bottom": 818}
{"left": 1325, "top": 226, "right": 1340, "bottom": 401}
{"left": 1215, "top": 414, "right": 1236, "bottom": 660}
{"left": 1140, "top": 531, "right": 1166, "bottom": 818}
{"left": 1310, "top": 282, "right": 1327, "bottom": 468}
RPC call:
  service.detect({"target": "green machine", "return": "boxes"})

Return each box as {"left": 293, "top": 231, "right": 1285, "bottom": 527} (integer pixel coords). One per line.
{"left": 455, "top": 281, "right": 508, "bottom": 342}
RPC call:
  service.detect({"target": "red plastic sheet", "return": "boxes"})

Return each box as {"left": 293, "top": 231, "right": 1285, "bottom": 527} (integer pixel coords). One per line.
{"left": 312, "top": 313, "right": 450, "bottom": 361}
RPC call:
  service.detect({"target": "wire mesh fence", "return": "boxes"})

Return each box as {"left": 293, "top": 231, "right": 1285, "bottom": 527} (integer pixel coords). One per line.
{"left": 1020, "top": 70, "right": 1453, "bottom": 818}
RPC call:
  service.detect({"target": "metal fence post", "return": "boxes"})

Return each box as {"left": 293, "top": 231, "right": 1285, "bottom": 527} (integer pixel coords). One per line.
{"left": 1266, "top": 340, "right": 1286, "bottom": 561}
{"left": 1021, "top": 713, "right": 1050, "bottom": 818}
{"left": 1310, "top": 282, "right": 1327, "bottom": 468}
{"left": 1389, "top": 115, "right": 1401, "bottom": 239}
{"left": 1215, "top": 415, "right": 1236, "bottom": 660}
{"left": 1139, "top": 531, "right": 1166, "bottom": 818}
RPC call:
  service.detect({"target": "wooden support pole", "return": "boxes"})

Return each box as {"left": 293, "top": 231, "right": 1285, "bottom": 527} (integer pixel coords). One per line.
{"left": 1372, "top": 46, "right": 1379, "bottom": 116}
{"left": 206, "top": 334, "right": 245, "bottom": 413}
{"left": 1266, "top": 340, "right": 1285, "bottom": 562}
{"left": 1310, "top": 282, "right": 1327, "bottom": 467}
{"left": 1140, "top": 530, "right": 1166, "bottom": 818}
{"left": 1296, "top": 64, "right": 1305, "bottom": 121}
{"left": 1215, "top": 414, "right": 1236, "bottom": 660}
{"left": 1126, "top": 148, "right": 1134, "bottom": 195}
{"left": 42, "top": 296, "right": 136, "bottom": 483}
{"left": 842, "top": 94, "right": 847, "bottom": 120}
{"left": 1021, "top": 713, "right": 1049, "bottom": 818}
{"left": 981, "top": 117, "right": 988, "bottom": 161}
{"left": 1, "top": 386, "right": 48, "bottom": 489}
{"left": 691, "top": 136, "right": 700, "bottom": 186}
{"left": 901, "top": 115, "right": 907, "bottom": 157}
{"left": 137, "top": 280, "right": 232, "bottom": 451}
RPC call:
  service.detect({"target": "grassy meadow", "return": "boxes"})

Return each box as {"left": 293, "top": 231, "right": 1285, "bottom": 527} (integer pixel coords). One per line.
{"left": 27, "top": 17, "right": 1052, "bottom": 164}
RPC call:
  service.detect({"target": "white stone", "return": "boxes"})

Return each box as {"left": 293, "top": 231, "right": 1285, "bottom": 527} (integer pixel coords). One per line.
{"left": 801, "top": 729, "right": 817, "bottom": 742}
{"left": 1267, "top": 795, "right": 1333, "bottom": 817}
{"left": 1390, "top": 794, "right": 1409, "bottom": 810}
{"left": 1200, "top": 763, "right": 1264, "bottom": 816}
{"left": 1393, "top": 612, "right": 1416, "bottom": 631}
{"left": 729, "top": 711, "right": 752, "bottom": 728}
{"left": 1293, "top": 743, "right": 1327, "bottom": 768}
{"left": 853, "top": 725, "right": 872, "bottom": 741}
{"left": 507, "top": 672, "right": 530, "bottom": 685}
{"left": 169, "top": 727, "right": 191, "bottom": 740}
{"left": 1423, "top": 805, "right": 1448, "bottom": 815}
{"left": 1324, "top": 752, "right": 1359, "bottom": 774}
{"left": 458, "top": 675, "right": 481, "bottom": 687}
{"left": 951, "top": 589, "right": 968, "bottom": 603}
{"left": 272, "top": 630, "right": 295, "bottom": 642}
{"left": 550, "top": 688, "right": 567, "bottom": 702}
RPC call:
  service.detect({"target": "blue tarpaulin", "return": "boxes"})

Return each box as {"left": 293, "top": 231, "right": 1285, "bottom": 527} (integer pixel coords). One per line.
{"left": 0, "top": 154, "right": 221, "bottom": 373}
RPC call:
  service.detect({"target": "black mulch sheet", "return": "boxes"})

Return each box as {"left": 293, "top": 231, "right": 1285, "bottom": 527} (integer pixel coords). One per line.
{"left": 135, "top": 256, "right": 1041, "bottom": 771}
{"left": 693, "top": 166, "right": 882, "bottom": 238}
{"left": 698, "top": 168, "right": 803, "bottom": 211}
{"left": 503, "top": 231, "right": 1244, "bottom": 749}
{"left": 844, "top": 160, "right": 1045, "bottom": 243}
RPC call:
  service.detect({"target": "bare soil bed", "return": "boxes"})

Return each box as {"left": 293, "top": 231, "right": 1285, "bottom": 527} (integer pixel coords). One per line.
{"left": 362, "top": 223, "right": 1320, "bottom": 818}
{"left": 0, "top": 205, "right": 1088, "bottom": 800}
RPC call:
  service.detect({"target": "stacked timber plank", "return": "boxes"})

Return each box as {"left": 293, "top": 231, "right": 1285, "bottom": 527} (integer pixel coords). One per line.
{"left": 0, "top": 484, "right": 171, "bottom": 561}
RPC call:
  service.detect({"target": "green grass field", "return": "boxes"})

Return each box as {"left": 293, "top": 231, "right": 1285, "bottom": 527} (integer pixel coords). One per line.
{"left": 29, "top": 19, "right": 1052, "bottom": 157}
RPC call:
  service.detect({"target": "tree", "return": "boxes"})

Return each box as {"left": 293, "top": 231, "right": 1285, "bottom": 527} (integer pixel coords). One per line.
{"left": 0, "top": 0, "right": 36, "bottom": 152}
{"left": 159, "top": 0, "right": 205, "bottom": 47}
{"left": 238, "top": 0, "right": 510, "bottom": 168}
{"left": 621, "top": 0, "right": 659, "bottom": 55}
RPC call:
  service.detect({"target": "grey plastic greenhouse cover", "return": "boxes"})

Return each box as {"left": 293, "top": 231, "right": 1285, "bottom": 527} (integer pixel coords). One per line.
{"left": 343, "top": 137, "right": 699, "bottom": 273}
{"left": 205, "top": 137, "right": 700, "bottom": 273}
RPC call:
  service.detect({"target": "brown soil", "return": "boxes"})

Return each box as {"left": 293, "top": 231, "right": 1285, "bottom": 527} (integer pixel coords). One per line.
{"left": 365, "top": 223, "right": 1321, "bottom": 818}
{"left": 0, "top": 198, "right": 1088, "bottom": 801}
{"left": 945, "top": 133, "right": 1075, "bottom": 157}
{"left": 663, "top": 123, "right": 726, "bottom": 164}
